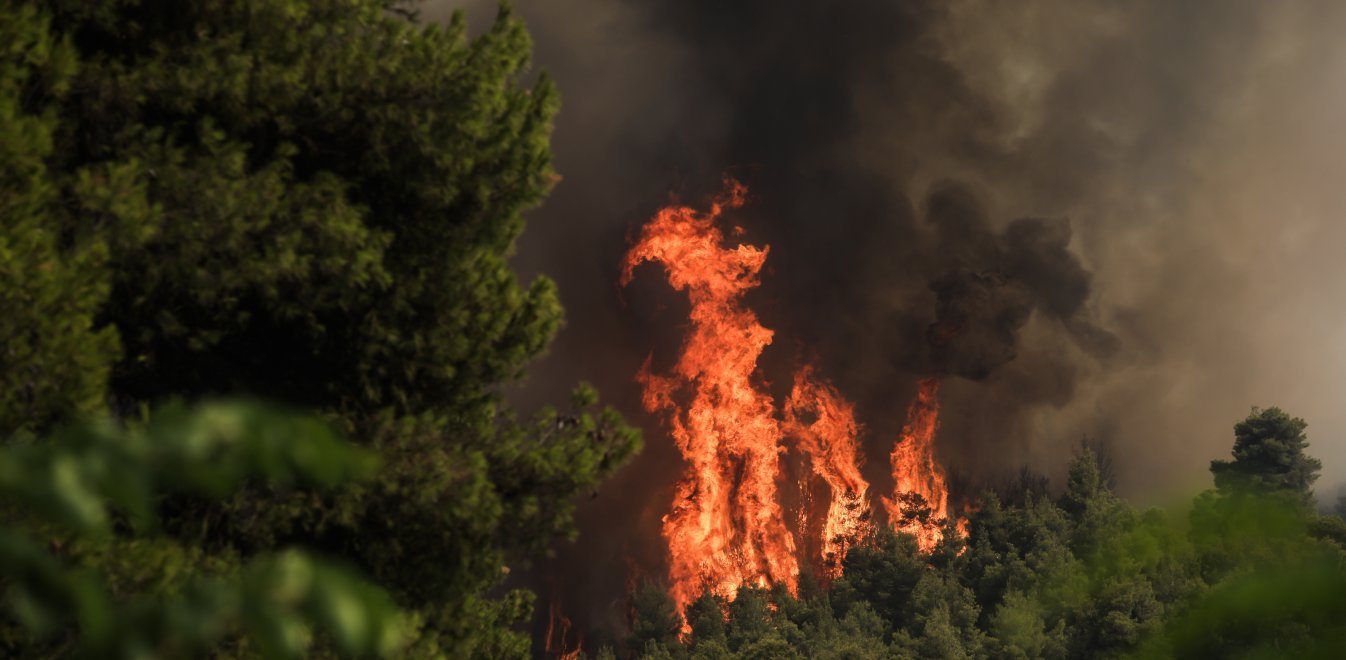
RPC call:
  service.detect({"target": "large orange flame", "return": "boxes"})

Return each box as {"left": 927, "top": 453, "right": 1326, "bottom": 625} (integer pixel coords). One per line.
{"left": 624, "top": 180, "right": 971, "bottom": 618}
{"left": 782, "top": 366, "right": 872, "bottom": 579}
{"left": 622, "top": 180, "right": 799, "bottom": 616}
{"left": 883, "top": 377, "right": 958, "bottom": 552}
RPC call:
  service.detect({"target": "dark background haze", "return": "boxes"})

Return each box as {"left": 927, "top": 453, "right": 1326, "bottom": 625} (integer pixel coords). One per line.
{"left": 426, "top": 0, "right": 1346, "bottom": 646}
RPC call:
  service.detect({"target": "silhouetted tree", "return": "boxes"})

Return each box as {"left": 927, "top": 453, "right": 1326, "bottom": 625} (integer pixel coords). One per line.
{"left": 1211, "top": 407, "right": 1320, "bottom": 505}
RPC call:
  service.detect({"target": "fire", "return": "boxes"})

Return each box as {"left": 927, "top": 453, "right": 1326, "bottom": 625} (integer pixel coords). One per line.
{"left": 622, "top": 179, "right": 799, "bottom": 616}
{"left": 782, "top": 366, "right": 871, "bottom": 579}
{"left": 624, "top": 179, "right": 965, "bottom": 617}
{"left": 545, "top": 598, "right": 582, "bottom": 659}
{"left": 883, "top": 378, "right": 961, "bottom": 552}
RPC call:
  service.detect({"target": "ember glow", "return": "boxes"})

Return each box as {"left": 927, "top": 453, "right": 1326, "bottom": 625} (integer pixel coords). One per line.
{"left": 624, "top": 181, "right": 963, "bottom": 616}
{"left": 883, "top": 378, "right": 959, "bottom": 553}
{"left": 545, "top": 599, "right": 582, "bottom": 660}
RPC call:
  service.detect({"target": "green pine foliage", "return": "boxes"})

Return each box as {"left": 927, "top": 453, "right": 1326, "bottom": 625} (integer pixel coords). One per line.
{"left": 1, "top": 0, "right": 639, "bottom": 656}
{"left": 1211, "top": 407, "right": 1321, "bottom": 504}
{"left": 0, "top": 2, "right": 118, "bottom": 435}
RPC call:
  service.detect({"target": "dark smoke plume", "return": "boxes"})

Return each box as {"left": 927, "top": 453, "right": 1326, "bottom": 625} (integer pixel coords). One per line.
{"left": 425, "top": 0, "right": 1346, "bottom": 649}
{"left": 923, "top": 182, "right": 1115, "bottom": 380}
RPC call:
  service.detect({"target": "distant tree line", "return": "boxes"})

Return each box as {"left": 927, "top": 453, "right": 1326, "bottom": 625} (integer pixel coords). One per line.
{"left": 617, "top": 406, "right": 1346, "bottom": 659}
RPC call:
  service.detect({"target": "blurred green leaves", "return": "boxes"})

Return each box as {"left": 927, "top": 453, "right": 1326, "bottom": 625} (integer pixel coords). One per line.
{"left": 0, "top": 402, "right": 378, "bottom": 534}
{"left": 0, "top": 402, "right": 402, "bottom": 658}
{"left": 1136, "top": 501, "right": 1346, "bottom": 658}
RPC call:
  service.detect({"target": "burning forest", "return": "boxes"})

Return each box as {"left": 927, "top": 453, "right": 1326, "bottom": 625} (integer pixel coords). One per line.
{"left": 622, "top": 180, "right": 969, "bottom": 619}
{"left": 11, "top": 0, "right": 1346, "bottom": 658}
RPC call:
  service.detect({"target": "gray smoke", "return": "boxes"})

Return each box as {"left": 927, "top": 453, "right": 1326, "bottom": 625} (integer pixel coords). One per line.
{"left": 424, "top": 0, "right": 1346, "bottom": 647}
{"left": 923, "top": 182, "right": 1116, "bottom": 381}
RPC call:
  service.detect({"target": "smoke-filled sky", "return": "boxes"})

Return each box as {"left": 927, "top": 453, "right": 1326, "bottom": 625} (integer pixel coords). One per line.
{"left": 426, "top": 0, "right": 1346, "bottom": 639}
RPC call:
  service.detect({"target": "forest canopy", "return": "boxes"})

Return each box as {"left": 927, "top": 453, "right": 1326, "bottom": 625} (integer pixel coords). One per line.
{"left": 614, "top": 408, "right": 1346, "bottom": 659}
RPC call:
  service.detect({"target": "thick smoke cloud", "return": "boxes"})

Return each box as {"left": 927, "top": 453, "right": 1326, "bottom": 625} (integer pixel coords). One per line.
{"left": 923, "top": 183, "right": 1114, "bottom": 380}
{"left": 426, "top": 0, "right": 1346, "bottom": 647}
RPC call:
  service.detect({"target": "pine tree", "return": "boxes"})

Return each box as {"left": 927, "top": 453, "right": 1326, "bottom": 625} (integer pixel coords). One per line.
{"left": 629, "top": 581, "right": 683, "bottom": 651}
{"left": 686, "top": 591, "right": 728, "bottom": 649}
{"left": 0, "top": 1, "right": 640, "bottom": 655}
{"left": 1211, "top": 407, "right": 1320, "bottom": 504}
